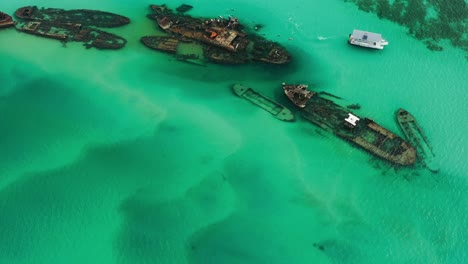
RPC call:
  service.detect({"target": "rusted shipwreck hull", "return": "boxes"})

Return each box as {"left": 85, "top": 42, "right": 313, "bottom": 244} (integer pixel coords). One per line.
{"left": 145, "top": 4, "right": 291, "bottom": 65}
{"left": 396, "top": 108, "right": 439, "bottom": 172}
{"left": 141, "top": 35, "right": 250, "bottom": 64}
{"left": 141, "top": 36, "right": 180, "bottom": 53}
{"left": 15, "top": 6, "right": 130, "bottom": 28}
{"left": 283, "top": 83, "right": 416, "bottom": 166}
{"left": 16, "top": 21, "right": 127, "bottom": 49}
{"left": 0, "top": 11, "right": 15, "bottom": 29}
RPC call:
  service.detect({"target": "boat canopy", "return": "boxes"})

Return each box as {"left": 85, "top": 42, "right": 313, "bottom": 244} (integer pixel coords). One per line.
{"left": 351, "top": 29, "right": 383, "bottom": 42}
{"left": 345, "top": 113, "right": 360, "bottom": 127}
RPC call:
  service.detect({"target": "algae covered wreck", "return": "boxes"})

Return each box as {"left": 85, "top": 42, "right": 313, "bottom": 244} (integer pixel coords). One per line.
{"left": 15, "top": 21, "right": 127, "bottom": 49}
{"left": 13, "top": 6, "right": 129, "bottom": 49}
{"left": 15, "top": 6, "right": 130, "bottom": 28}
{"left": 396, "top": 109, "right": 439, "bottom": 172}
{"left": 141, "top": 4, "right": 291, "bottom": 65}
{"left": 0, "top": 11, "right": 15, "bottom": 29}
{"left": 283, "top": 83, "right": 417, "bottom": 166}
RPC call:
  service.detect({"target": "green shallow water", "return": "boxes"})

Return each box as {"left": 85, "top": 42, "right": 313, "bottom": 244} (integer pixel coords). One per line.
{"left": 0, "top": 0, "right": 467, "bottom": 263}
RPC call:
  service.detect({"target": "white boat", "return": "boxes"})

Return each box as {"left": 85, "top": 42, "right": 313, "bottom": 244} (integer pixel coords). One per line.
{"left": 348, "top": 29, "right": 388, "bottom": 50}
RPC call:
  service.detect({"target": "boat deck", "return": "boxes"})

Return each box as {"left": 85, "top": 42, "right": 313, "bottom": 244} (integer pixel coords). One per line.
{"left": 290, "top": 85, "right": 416, "bottom": 165}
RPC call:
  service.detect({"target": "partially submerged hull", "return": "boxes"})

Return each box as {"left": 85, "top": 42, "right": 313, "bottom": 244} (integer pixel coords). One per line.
{"left": 397, "top": 109, "right": 439, "bottom": 172}
{"left": 233, "top": 84, "right": 294, "bottom": 121}
{"left": 141, "top": 36, "right": 179, "bottom": 53}
{"left": 15, "top": 21, "right": 127, "bottom": 49}
{"left": 283, "top": 84, "right": 416, "bottom": 165}
{"left": 0, "top": 11, "right": 15, "bottom": 29}
{"left": 202, "top": 44, "right": 249, "bottom": 64}
{"left": 15, "top": 6, "right": 130, "bottom": 28}
{"left": 141, "top": 35, "right": 207, "bottom": 65}
{"left": 141, "top": 35, "right": 250, "bottom": 65}
{"left": 282, "top": 83, "right": 313, "bottom": 108}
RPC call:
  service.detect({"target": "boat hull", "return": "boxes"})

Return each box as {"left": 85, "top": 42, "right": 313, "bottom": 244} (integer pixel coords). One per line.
{"left": 15, "top": 21, "right": 127, "bottom": 49}
{"left": 0, "top": 11, "right": 15, "bottom": 29}
{"left": 146, "top": 4, "right": 291, "bottom": 65}
{"left": 15, "top": 6, "right": 130, "bottom": 28}
{"left": 348, "top": 39, "right": 384, "bottom": 50}
{"left": 141, "top": 36, "right": 179, "bottom": 53}
{"left": 141, "top": 35, "right": 208, "bottom": 65}
{"left": 283, "top": 84, "right": 416, "bottom": 165}
{"left": 396, "top": 109, "right": 439, "bottom": 172}
{"left": 233, "top": 84, "right": 294, "bottom": 121}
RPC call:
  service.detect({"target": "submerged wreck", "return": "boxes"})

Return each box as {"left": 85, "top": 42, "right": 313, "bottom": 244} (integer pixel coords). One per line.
{"left": 0, "top": 11, "right": 15, "bottom": 29}
{"left": 141, "top": 4, "right": 291, "bottom": 65}
{"left": 141, "top": 36, "right": 208, "bottom": 65}
{"left": 233, "top": 84, "right": 294, "bottom": 121}
{"left": 141, "top": 36, "right": 180, "bottom": 53}
{"left": 175, "top": 4, "right": 193, "bottom": 13}
{"left": 283, "top": 83, "right": 416, "bottom": 166}
{"left": 15, "top": 21, "right": 127, "bottom": 49}
{"left": 15, "top": 6, "right": 130, "bottom": 28}
{"left": 396, "top": 109, "right": 439, "bottom": 172}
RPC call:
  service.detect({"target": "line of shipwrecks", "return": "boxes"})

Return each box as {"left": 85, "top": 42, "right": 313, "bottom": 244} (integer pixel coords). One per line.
{"left": 1, "top": 4, "right": 438, "bottom": 170}
{"left": 1, "top": 4, "right": 291, "bottom": 63}
{"left": 233, "top": 83, "right": 438, "bottom": 171}
{"left": 0, "top": 6, "right": 130, "bottom": 49}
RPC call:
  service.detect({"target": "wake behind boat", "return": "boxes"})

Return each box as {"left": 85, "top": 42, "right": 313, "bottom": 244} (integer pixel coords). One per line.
{"left": 233, "top": 84, "right": 294, "bottom": 121}
{"left": 396, "top": 109, "right": 439, "bottom": 172}
{"left": 348, "top": 29, "right": 388, "bottom": 50}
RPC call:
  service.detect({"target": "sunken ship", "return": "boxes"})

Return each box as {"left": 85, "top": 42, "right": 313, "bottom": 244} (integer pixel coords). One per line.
{"left": 142, "top": 4, "right": 291, "bottom": 65}
{"left": 0, "top": 11, "right": 15, "bottom": 29}
{"left": 396, "top": 109, "right": 439, "bottom": 172}
{"left": 15, "top": 21, "right": 127, "bottom": 49}
{"left": 233, "top": 84, "right": 295, "bottom": 122}
{"left": 283, "top": 83, "right": 416, "bottom": 166}
{"left": 15, "top": 6, "right": 130, "bottom": 28}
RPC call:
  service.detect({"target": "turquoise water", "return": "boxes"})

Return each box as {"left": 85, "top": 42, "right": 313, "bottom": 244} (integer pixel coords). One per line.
{"left": 1, "top": 0, "right": 467, "bottom": 263}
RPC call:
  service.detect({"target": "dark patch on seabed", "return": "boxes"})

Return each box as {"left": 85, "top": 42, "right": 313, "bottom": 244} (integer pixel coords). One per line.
{"left": 144, "top": 52, "right": 301, "bottom": 85}
{"left": 115, "top": 170, "right": 233, "bottom": 264}
{"left": 0, "top": 76, "right": 99, "bottom": 165}
{"left": 313, "top": 239, "right": 364, "bottom": 263}
{"left": 345, "top": 0, "right": 468, "bottom": 59}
